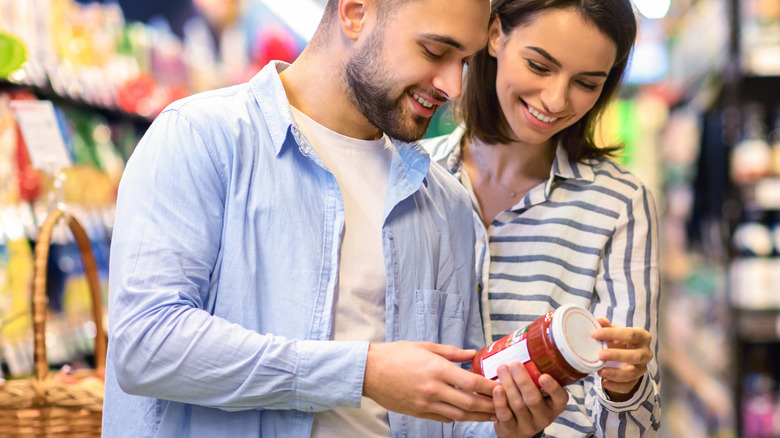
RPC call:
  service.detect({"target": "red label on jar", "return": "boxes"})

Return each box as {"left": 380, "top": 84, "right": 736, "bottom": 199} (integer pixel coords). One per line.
{"left": 473, "top": 306, "right": 596, "bottom": 388}
{"left": 480, "top": 327, "right": 534, "bottom": 381}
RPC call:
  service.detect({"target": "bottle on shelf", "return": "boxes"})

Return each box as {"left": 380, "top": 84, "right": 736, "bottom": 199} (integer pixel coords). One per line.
{"left": 769, "top": 106, "right": 780, "bottom": 177}
{"left": 730, "top": 209, "right": 778, "bottom": 310}
{"left": 741, "top": 345, "right": 780, "bottom": 438}
{"left": 731, "top": 102, "right": 771, "bottom": 186}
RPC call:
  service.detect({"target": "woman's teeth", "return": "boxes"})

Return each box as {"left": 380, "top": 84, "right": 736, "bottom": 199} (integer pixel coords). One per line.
{"left": 412, "top": 92, "right": 434, "bottom": 109}
{"left": 527, "top": 104, "right": 558, "bottom": 123}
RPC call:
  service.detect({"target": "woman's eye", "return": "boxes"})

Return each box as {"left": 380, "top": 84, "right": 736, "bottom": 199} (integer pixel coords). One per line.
{"left": 577, "top": 81, "right": 598, "bottom": 91}
{"left": 527, "top": 60, "right": 549, "bottom": 73}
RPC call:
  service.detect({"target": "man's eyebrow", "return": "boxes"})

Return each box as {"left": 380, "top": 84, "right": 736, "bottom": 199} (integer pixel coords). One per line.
{"left": 419, "top": 33, "right": 465, "bottom": 51}
{"left": 527, "top": 46, "right": 609, "bottom": 77}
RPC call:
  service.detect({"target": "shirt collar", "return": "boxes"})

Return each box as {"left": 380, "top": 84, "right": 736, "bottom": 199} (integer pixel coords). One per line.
{"left": 550, "top": 143, "right": 595, "bottom": 183}
{"left": 249, "top": 61, "right": 296, "bottom": 157}
{"left": 443, "top": 125, "right": 467, "bottom": 175}
{"left": 248, "top": 61, "right": 431, "bottom": 189}
{"left": 443, "top": 127, "right": 595, "bottom": 185}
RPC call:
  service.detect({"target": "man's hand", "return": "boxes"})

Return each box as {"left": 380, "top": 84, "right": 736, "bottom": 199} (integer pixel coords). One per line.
{"left": 492, "top": 363, "right": 569, "bottom": 438}
{"left": 363, "top": 341, "right": 498, "bottom": 423}
{"left": 593, "top": 318, "right": 653, "bottom": 402}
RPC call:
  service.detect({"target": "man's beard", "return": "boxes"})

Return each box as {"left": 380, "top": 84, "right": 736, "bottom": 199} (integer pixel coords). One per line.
{"left": 342, "top": 28, "right": 433, "bottom": 143}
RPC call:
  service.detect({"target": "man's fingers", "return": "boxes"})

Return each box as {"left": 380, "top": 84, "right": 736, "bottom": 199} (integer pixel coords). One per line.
{"left": 446, "top": 366, "right": 499, "bottom": 398}
{"left": 364, "top": 342, "right": 499, "bottom": 422}
{"left": 399, "top": 372, "right": 496, "bottom": 421}
{"left": 419, "top": 412, "right": 454, "bottom": 423}
{"left": 423, "top": 342, "right": 478, "bottom": 363}
{"left": 418, "top": 400, "right": 496, "bottom": 423}
{"left": 435, "top": 380, "right": 497, "bottom": 414}
{"left": 419, "top": 341, "right": 499, "bottom": 396}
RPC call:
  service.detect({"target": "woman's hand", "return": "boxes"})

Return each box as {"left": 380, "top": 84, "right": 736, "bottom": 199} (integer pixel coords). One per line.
{"left": 492, "top": 362, "right": 569, "bottom": 438}
{"left": 592, "top": 318, "right": 653, "bottom": 401}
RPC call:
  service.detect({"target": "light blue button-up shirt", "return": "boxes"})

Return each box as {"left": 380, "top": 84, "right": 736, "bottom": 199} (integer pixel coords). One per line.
{"left": 102, "top": 62, "right": 493, "bottom": 437}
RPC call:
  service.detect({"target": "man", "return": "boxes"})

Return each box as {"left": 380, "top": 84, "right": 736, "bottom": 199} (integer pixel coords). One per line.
{"left": 102, "top": 0, "right": 568, "bottom": 436}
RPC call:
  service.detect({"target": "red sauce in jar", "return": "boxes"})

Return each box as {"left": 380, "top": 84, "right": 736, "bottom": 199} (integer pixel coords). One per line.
{"left": 472, "top": 304, "right": 605, "bottom": 387}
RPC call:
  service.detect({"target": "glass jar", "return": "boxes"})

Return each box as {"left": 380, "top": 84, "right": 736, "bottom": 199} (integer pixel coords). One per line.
{"left": 472, "top": 303, "right": 606, "bottom": 387}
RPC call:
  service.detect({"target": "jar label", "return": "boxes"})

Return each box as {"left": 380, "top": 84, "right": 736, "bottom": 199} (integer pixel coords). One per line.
{"left": 481, "top": 327, "right": 531, "bottom": 380}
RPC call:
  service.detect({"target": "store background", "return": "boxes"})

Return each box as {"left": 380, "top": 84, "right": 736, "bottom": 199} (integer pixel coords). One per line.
{"left": 0, "top": 0, "right": 779, "bottom": 436}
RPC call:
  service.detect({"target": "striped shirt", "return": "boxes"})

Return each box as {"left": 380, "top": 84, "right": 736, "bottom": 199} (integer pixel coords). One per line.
{"left": 423, "top": 126, "right": 661, "bottom": 437}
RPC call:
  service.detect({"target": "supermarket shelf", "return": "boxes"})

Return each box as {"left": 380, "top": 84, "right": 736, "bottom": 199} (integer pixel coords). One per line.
{"left": 0, "top": 78, "right": 152, "bottom": 128}
{"left": 751, "top": 178, "right": 780, "bottom": 211}
{"left": 734, "top": 308, "right": 780, "bottom": 342}
{"left": 731, "top": 178, "right": 780, "bottom": 212}
{"left": 739, "top": 75, "right": 780, "bottom": 106}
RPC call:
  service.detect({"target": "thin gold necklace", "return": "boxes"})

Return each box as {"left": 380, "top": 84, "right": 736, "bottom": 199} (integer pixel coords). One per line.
{"left": 469, "top": 140, "right": 519, "bottom": 197}
{"left": 468, "top": 139, "right": 548, "bottom": 199}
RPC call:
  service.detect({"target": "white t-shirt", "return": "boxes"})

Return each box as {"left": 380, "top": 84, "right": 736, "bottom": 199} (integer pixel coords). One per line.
{"left": 290, "top": 107, "right": 392, "bottom": 438}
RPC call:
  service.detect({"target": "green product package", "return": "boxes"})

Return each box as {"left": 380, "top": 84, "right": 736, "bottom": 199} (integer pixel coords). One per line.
{"left": 0, "top": 31, "right": 27, "bottom": 79}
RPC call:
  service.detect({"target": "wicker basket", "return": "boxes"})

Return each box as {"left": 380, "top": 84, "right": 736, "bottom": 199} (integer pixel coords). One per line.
{"left": 0, "top": 208, "right": 107, "bottom": 437}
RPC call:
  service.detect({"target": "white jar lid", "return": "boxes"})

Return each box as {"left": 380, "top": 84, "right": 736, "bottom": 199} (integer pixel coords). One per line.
{"left": 551, "top": 304, "right": 606, "bottom": 373}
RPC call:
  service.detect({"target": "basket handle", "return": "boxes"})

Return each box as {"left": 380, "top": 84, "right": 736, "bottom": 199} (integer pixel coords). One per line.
{"left": 32, "top": 208, "right": 107, "bottom": 381}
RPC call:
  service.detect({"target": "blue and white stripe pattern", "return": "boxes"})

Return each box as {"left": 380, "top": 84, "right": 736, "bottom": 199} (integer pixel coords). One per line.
{"left": 423, "top": 127, "right": 661, "bottom": 437}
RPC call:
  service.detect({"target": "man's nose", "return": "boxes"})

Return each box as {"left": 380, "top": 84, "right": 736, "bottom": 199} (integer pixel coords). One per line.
{"left": 432, "top": 62, "right": 465, "bottom": 101}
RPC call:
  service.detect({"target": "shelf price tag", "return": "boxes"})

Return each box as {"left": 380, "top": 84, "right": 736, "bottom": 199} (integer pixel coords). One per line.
{"left": 754, "top": 178, "right": 780, "bottom": 210}
{"left": 9, "top": 100, "right": 72, "bottom": 172}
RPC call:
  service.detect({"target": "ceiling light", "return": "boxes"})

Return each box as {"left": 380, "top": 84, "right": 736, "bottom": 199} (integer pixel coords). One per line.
{"left": 633, "top": 0, "right": 671, "bottom": 19}
{"left": 260, "top": 0, "right": 324, "bottom": 41}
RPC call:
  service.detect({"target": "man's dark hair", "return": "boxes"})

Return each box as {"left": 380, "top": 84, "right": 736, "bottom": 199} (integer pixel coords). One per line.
{"left": 311, "top": 0, "right": 413, "bottom": 48}
{"left": 320, "top": 0, "right": 413, "bottom": 27}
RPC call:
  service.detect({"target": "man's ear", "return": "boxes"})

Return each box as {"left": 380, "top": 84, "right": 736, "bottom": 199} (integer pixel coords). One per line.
{"left": 339, "top": 0, "right": 370, "bottom": 41}
{"left": 487, "top": 17, "right": 503, "bottom": 58}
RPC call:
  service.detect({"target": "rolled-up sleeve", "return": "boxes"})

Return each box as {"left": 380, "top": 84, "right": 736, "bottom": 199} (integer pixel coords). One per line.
{"left": 108, "top": 109, "right": 367, "bottom": 412}
{"left": 589, "top": 185, "right": 661, "bottom": 437}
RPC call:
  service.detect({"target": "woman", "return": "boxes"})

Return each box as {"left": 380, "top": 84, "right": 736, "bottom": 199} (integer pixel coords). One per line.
{"left": 423, "top": 0, "right": 660, "bottom": 436}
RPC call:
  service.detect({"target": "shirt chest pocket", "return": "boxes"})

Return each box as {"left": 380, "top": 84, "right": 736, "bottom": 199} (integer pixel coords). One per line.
{"left": 413, "top": 289, "right": 466, "bottom": 346}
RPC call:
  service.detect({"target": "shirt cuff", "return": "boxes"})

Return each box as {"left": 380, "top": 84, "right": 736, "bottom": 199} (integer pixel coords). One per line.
{"left": 595, "top": 373, "right": 652, "bottom": 412}
{"left": 293, "top": 339, "right": 369, "bottom": 411}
